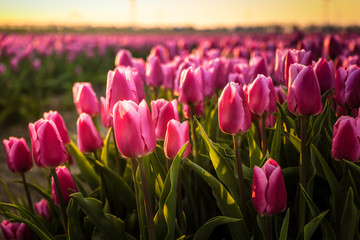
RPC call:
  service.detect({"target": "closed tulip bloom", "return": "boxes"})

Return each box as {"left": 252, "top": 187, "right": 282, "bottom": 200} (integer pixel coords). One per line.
{"left": 252, "top": 159, "right": 287, "bottom": 216}
{"left": 164, "top": 120, "right": 191, "bottom": 160}
{"left": 29, "top": 119, "right": 67, "bottom": 168}
{"left": 218, "top": 82, "right": 251, "bottom": 135}
{"left": 179, "top": 67, "right": 204, "bottom": 105}
{"left": 146, "top": 56, "right": 164, "bottom": 87}
{"left": 72, "top": 82, "right": 100, "bottom": 116}
{"left": 35, "top": 199, "right": 52, "bottom": 221}
{"left": 1, "top": 221, "right": 33, "bottom": 240}
{"left": 51, "top": 166, "right": 78, "bottom": 205}
{"left": 196, "top": 66, "right": 214, "bottom": 98}
{"left": 115, "top": 49, "right": 133, "bottom": 67}
{"left": 113, "top": 100, "right": 156, "bottom": 158}
{"left": 313, "top": 57, "right": 335, "bottom": 94}
{"left": 132, "top": 58, "right": 146, "bottom": 81}
{"left": 151, "top": 99, "right": 179, "bottom": 140}
{"left": 284, "top": 49, "right": 312, "bottom": 86}
{"left": 162, "top": 63, "right": 175, "bottom": 89}
{"left": 344, "top": 68, "right": 360, "bottom": 109}
{"left": 331, "top": 116, "right": 360, "bottom": 162}
{"left": 100, "top": 96, "right": 112, "bottom": 128}
{"left": 210, "top": 58, "right": 227, "bottom": 90}
{"left": 149, "top": 44, "right": 168, "bottom": 63}
{"left": 247, "top": 74, "right": 276, "bottom": 115}
{"left": 77, "top": 113, "right": 103, "bottom": 153}
{"left": 274, "top": 85, "right": 287, "bottom": 105}
{"left": 249, "top": 55, "right": 269, "bottom": 81}
{"left": 125, "top": 66, "right": 146, "bottom": 103}
{"left": 3, "top": 137, "right": 33, "bottom": 173}
{"left": 43, "top": 111, "right": 70, "bottom": 145}
{"left": 287, "top": 64, "right": 322, "bottom": 116}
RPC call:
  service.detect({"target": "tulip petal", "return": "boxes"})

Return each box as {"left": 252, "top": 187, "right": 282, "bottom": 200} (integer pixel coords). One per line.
{"left": 266, "top": 167, "right": 287, "bottom": 215}
{"left": 139, "top": 100, "right": 156, "bottom": 155}
{"left": 252, "top": 166, "right": 268, "bottom": 215}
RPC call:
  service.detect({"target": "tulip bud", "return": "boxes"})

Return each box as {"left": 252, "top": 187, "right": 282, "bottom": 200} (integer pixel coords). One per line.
{"left": 196, "top": 66, "right": 214, "bottom": 98}
{"left": 249, "top": 55, "right": 268, "bottom": 81}
{"left": 3, "top": 137, "right": 33, "bottom": 173}
{"left": 179, "top": 67, "right": 204, "bottom": 105}
{"left": 284, "top": 49, "right": 312, "bottom": 86}
{"left": 313, "top": 57, "right": 335, "bottom": 94}
{"left": 344, "top": 68, "right": 360, "bottom": 109}
{"left": 218, "top": 82, "right": 251, "bottom": 135}
{"left": 113, "top": 100, "right": 156, "bottom": 158}
{"left": 51, "top": 166, "right": 78, "bottom": 205}
{"left": 331, "top": 116, "right": 360, "bottom": 162}
{"left": 146, "top": 56, "right": 164, "bottom": 88}
{"left": 100, "top": 96, "right": 112, "bottom": 128}
{"left": 287, "top": 64, "right": 322, "bottom": 116}
{"left": 35, "top": 199, "right": 52, "bottom": 221}
{"left": 43, "top": 111, "right": 70, "bottom": 145}
{"left": 164, "top": 120, "right": 191, "bottom": 160}
{"left": 1, "top": 221, "right": 33, "bottom": 240}
{"left": 77, "top": 113, "right": 103, "bottom": 153}
{"left": 210, "top": 58, "right": 227, "bottom": 90}
{"left": 151, "top": 99, "right": 179, "bottom": 140}
{"left": 149, "top": 44, "right": 168, "bottom": 63}
{"left": 162, "top": 63, "right": 175, "bottom": 90}
{"left": 274, "top": 86, "right": 287, "bottom": 105}
{"left": 115, "top": 49, "right": 133, "bottom": 67}
{"left": 29, "top": 119, "right": 67, "bottom": 168}
{"left": 72, "top": 82, "right": 100, "bottom": 116}
{"left": 252, "top": 159, "right": 287, "bottom": 216}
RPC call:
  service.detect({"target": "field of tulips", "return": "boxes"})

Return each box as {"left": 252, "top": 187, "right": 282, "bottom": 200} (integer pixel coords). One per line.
{"left": 1, "top": 31, "right": 360, "bottom": 240}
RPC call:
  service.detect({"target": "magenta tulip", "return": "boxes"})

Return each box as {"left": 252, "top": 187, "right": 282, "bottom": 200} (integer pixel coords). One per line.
{"left": 178, "top": 67, "right": 204, "bottom": 105}
{"left": 210, "top": 58, "right": 227, "bottom": 89}
{"left": 162, "top": 63, "right": 175, "bottom": 89}
{"left": 218, "top": 82, "right": 251, "bottom": 135}
{"left": 115, "top": 49, "right": 133, "bottom": 67}
{"left": 287, "top": 64, "right": 322, "bottom": 116}
{"left": 35, "top": 199, "right": 52, "bottom": 221}
{"left": 1, "top": 221, "right": 33, "bottom": 240}
{"left": 164, "top": 120, "right": 191, "bottom": 160}
{"left": 151, "top": 99, "right": 179, "bottom": 140}
{"left": 252, "top": 159, "right": 287, "bottom": 216}
{"left": 100, "top": 96, "right": 112, "bottom": 128}
{"left": 3, "top": 137, "right": 32, "bottom": 173}
{"left": 196, "top": 66, "right": 214, "bottom": 98}
{"left": 284, "top": 49, "right": 312, "bottom": 86}
{"left": 113, "top": 100, "right": 156, "bottom": 158}
{"left": 77, "top": 113, "right": 103, "bottom": 153}
{"left": 149, "top": 44, "right": 168, "bottom": 63}
{"left": 29, "top": 119, "right": 67, "bottom": 168}
{"left": 274, "top": 86, "right": 287, "bottom": 105}
{"left": 249, "top": 55, "right": 269, "bottom": 81}
{"left": 43, "top": 111, "right": 70, "bottom": 145}
{"left": 146, "top": 56, "right": 164, "bottom": 87}
{"left": 51, "top": 166, "right": 78, "bottom": 205}
{"left": 72, "top": 82, "right": 100, "bottom": 116}
{"left": 331, "top": 116, "right": 360, "bottom": 162}
{"left": 313, "top": 57, "right": 335, "bottom": 94}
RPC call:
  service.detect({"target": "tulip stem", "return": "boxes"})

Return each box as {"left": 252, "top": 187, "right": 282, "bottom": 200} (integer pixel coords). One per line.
{"left": 261, "top": 114, "right": 267, "bottom": 156}
{"left": 176, "top": 166, "right": 186, "bottom": 234}
{"left": 21, "top": 173, "right": 34, "bottom": 214}
{"left": 341, "top": 162, "right": 349, "bottom": 213}
{"left": 267, "top": 215, "right": 273, "bottom": 240}
{"left": 166, "top": 158, "right": 171, "bottom": 172}
{"left": 111, "top": 127, "right": 124, "bottom": 176}
{"left": 299, "top": 116, "right": 307, "bottom": 232}
{"left": 233, "top": 134, "right": 248, "bottom": 220}
{"left": 138, "top": 158, "right": 156, "bottom": 240}
{"left": 50, "top": 168, "right": 68, "bottom": 238}
{"left": 189, "top": 105, "right": 197, "bottom": 159}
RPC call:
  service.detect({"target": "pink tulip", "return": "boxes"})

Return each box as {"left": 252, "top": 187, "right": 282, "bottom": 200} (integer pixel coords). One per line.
{"left": 3, "top": 137, "right": 33, "bottom": 173}
{"left": 35, "top": 199, "right": 52, "bottom": 221}
{"left": 151, "top": 99, "right": 179, "bottom": 140}
{"left": 77, "top": 113, "right": 103, "bottom": 153}
{"left": 1, "top": 221, "right": 33, "bottom": 240}
{"left": 218, "top": 82, "right": 251, "bottom": 135}
{"left": 132, "top": 58, "right": 146, "bottom": 81}
{"left": 29, "top": 119, "right": 67, "bottom": 168}
{"left": 115, "top": 49, "right": 133, "bottom": 67}
{"left": 252, "top": 159, "right": 287, "bottom": 216}
{"left": 100, "top": 96, "right": 112, "bottom": 128}
{"left": 72, "top": 82, "right": 100, "bottom": 116}
{"left": 248, "top": 55, "right": 269, "bottom": 81}
{"left": 313, "top": 57, "right": 335, "bottom": 94}
{"left": 149, "top": 44, "right": 168, "bottom": 63}
{"left": 43, "top": 111, "right": 70, "bottom": 145}
{"left": 51, "top": 166, "right": 78, "bottom": 205}
{"left": 164, "top": 120, "right": 191, "bottom": 160}
{"left": 284, "top": 49, "right": 312, "bottom": 86}
{"left": 274, "top": 86, "right": 287, "bottom": 105}
{"left": 196, "top": 66, "right": 214, "bottom": 98}
{"left": 113, "top": 100, "right": 156, "bottom": 158}
{"left": 162, "top": 63, "right": 175, "bottom": 89}
{"left": 146, "top": 56, "right": 164, "bottom": 87}
{"left": 178, "top": 67, "right": 204, "bottom": 105}
{"left": 210, "top": 58, "right": 227, "bottom": 89}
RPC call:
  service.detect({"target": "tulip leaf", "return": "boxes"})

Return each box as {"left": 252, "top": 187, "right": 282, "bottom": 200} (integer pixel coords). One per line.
{"left": 343, "top": 160, "right": 360, "bottom": 175}
{"left": 0, "top": 177, "right": 19, "bottom": 205}
{"left": 184, "top": 158, "right": 249, "bottom": 240}
{"left": 100, "top": 127, "right": 112, "bottom": 167}
{"left": 279, "top": 209, "right": 290, "bottom": 240}
{"left": 340, "top": 188, "right": 358, "bottom": 240}
{"left": 247, "top": 124, "right": 263, "bottom": 169}
{"left": 301, "top": 210, "right": 329, "bottom": 240}
{"left": 270, "top": 111, "right": 282, "bottom": 161}
{"left": 277, "top": 101, "right": 295, "bottom": 130}
{"left": 308, "top": 100, "right": 330, "bottom": 146}
{"left": 195, "top": 118, "right": 240, "bottom": 204}
{"left": 282, "top": 132, "right": 301, "bottom": 153}
{"left": 67, "top": 199, "right": 85, "bottom": 240}
{"left": 193, "top": 216, "right": 241, "bottom": 240}
{"left": 68, "top": 140, "right": 100, "bottom": 190}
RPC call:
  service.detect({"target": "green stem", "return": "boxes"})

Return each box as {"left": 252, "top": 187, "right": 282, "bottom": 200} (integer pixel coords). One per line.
{"left": 189, "top": 105, "right": 197, "bottom": 159}
{"left": 111, "top": 127, "right": 124, "bottom": 176}
{"left": 299, "top": 116, "right": 307, "bottom": 232}
{"left": 166, "top": 158, "right": 171, "bottom": 172}
{"left": 176, "top": 166, "right": 186, "bottom": 233}
{"left": 50, "top": 168, "right": 68, "bottom": 238}
{"left": 21, "top": 173, "right": 34, "bottom": 214}
{"left": 261, "top": 114, "right": 267, "bottom": 156}
{"left": 138, "top": 158, "right": 156, "bottom": 240}
{"left": 267, "top": 215, "right": 273, "bottom": 240}
{"left": 341, "top": 162, "right": 349, "bottom": 213}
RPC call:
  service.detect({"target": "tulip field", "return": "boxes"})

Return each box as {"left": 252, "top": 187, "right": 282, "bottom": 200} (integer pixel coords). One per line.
{"left": 1, "top": 31, "right": 360, "bottom": 240}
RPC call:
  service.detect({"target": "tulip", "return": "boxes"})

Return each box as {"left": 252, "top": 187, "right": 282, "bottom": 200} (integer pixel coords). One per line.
{"left": 164, "top": 120, "right": 191, "bottom": 160}
{"left": 210, "top": 58, "right": 227, "bottom": 89}
{"left": 331, "top": 116, "right": 360, "bottom": 162}
{"left": 151, "top": 99, "right": 179, "bottom": 140}
{"left": 313, "top": 57, "right": 335, "bottom": 94}
{"left": 178, "top": 67, "right": 204, "bottom": 105}
{"left": 248, "top": 55, "right": 269, "bottom": 81}
{"left": 173, "top": 61, "right": 194, "bottom": 96}
{"left": 132, "top": 58, "right": 146, "bottom": 81}
{"left": 284, "top": 49, "right": 312, "bottom": 86}
{"left": 146, "top": 56, "right": 164, "bottom": 88}
{"left": 100, "top": 96, "right": 112, "bottom": 128}
{"left": 149, "top": 44, "right": 168, "bottom": 63}
{"left": 113, "top": 100, "right": 156, "bottom": 158}
{"left": 29, "top": 119, "right": 67, "bottom": 168}
{"left": 252, "top": 159, "right": 287, "bottom": 216}
{"left": 1, "top": 221, "right": 33, "bottom": 240}
{"left": 3, "top": 137, "right": 32, "bottom": 173}
{"left": 323, "top": 35, "right": 342, "bottom": 59}
{"left": 274, "top": 86, "right": 287, "bottom": 105}
{"left": 35, "top": 199, "right": 52, "bottom": 221}
{"left": 72, "top": 82, "right": 100, "bottom": 116}
{"left": 115, "top": 49, "right": 133, "bottom": 67}
{"left": 162, "top": 63, "right": 175, "bottom": 90}
{"left": 218, "top": 82, "right": 251, "bottom": 135}
{"left": 334, "top": 66, "right": 359, "bottom": 108}
{"left": 43, "top": 111, "right": 70, "bottom": 145}
{"left": 344, "top": 68, "right": 360, "bottom": 109}
{"left": 77, "top": 113, "right": 103, "bottom": 153}
{"left": 196, "top": 66, "right": 214, "bottom": 98}
{"left": 287, "top": 64, "right": 322, "bottom": 116}
{"left": 51, "top": 166, "right": 78, "bottom": 205}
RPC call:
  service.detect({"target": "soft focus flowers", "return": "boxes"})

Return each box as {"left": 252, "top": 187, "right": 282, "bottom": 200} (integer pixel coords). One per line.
{"left": 51, "top": 166, "right": 78, "bottom": 205}
{"left": 164, "top": 120, "right": 191, "bottom": 160}
{"left": 146, "top": 56, "right": 164, "bottom": 88}
{"left": 252, "top": 159, "right": 287, "bottom": 216}
{"left": 115, "top": 49, "right": 133, "bottom": 67}
{"left": 113, "top": 100, "right": 156, "bottom": 158}
{"left": 313, "top": 57, "right": 335, "bottom": 94}
{"left": 35, "top": 199, "right": 52, "bottom": 221}
{"left": 331, "top": 116, "right": 360, "bottom": 162}
{"left": 29, "top": 119, "right": 67, "bottom": 168}
{"left": 178, "top": 67, "right": 204, "bottom": 105}
{"left": 43, "top": 111, "right": 70, "bottom": 145}
{"left": 151, "top": 99, "right": 179, "bottom": 140}
{"left": 3, "top": 137, "right": 33, "bottom": 173}
{"left": 182, "top": 102, "right": 205, "bottom": 119}
{"left": 335, "top": 66, "right": 360, "bottom": 109}
{"left": 72, "top": 82, "right": 100, "bottom": 116}
{"left": 77, "top": 113, "right": 104, "bottom": 153}
{"left": 1, "top": 221, "right": 33, "bottom": 240}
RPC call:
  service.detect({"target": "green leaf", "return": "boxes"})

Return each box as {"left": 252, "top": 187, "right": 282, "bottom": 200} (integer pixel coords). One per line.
{"left": 303, "top": 210, "right": 329, "bottom": 240}
{"left": 100, "top": 127, "right": 112, "bottom": 167}
{"left": 279, "top": 209, "right": 290, "bottom": 240}
{"left": 68, "top": 199, "right": 85, "bottom": 240}
{"left": 68, "top": 140, "right": 100, "bottom": 190}
{"left": 343, "top": 160, "right": 360, "bottom": 175}
{"left": 340, "top": 188, "right": 358, "bottom": 240}
{"left": 0, "top": 177, "right": 19, "bottom": 205}
{"left": 277, "top": 101, "right": 295, "bottom": 130}
{"left": 283, "top": 132, "right": 301, "bottom": 153}
{"left": 194, "top": 216, "right": 241, "bottom": 240}
{"left": 270, "top": 111, "right": 282, "bottom": 161}
{"left": 184, "top": 159, "right": 249, "bottom": 239}
{"left": 247, "top": 124, "right": 263, "bottom": 169}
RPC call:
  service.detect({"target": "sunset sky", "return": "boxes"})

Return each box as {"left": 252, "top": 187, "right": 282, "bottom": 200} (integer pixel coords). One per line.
{"left": 0, "top": 0, "right": 359, "bottom": 28}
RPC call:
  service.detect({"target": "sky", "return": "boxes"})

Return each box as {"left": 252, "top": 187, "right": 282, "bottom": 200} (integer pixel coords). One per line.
{"left": 0, "top": 0, "right": 359, "bottom": 28}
